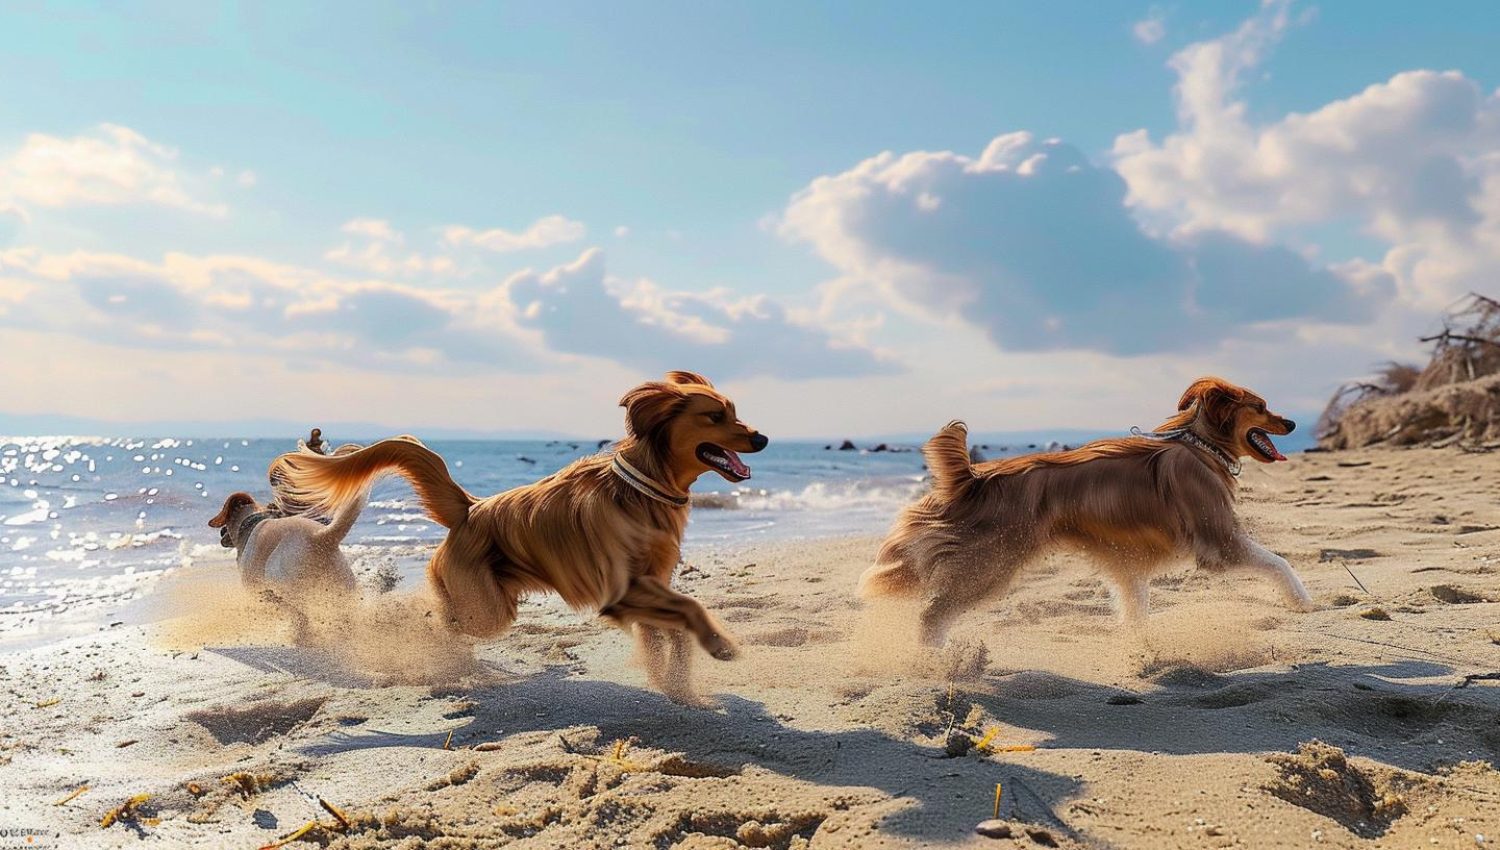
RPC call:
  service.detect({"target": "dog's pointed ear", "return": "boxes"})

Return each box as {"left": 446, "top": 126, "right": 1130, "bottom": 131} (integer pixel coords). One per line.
{"left": 620, "top": 381, "right": 688, "bottom": 439}
{"left": 209, "top": 492, "right": 255, "bottom": 528}
{"left": 1179, "top": 377, "right": 1244, "bottom": 431}
{"left": 664, "top": 370, "right": 713, "bottom": 388}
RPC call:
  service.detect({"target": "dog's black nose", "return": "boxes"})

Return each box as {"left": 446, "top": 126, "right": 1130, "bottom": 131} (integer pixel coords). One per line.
{"left": 1283, "top": 418, "right": 1296, "bottom": 433}
{"left": 749, "top": 432, "right": 769, "bottom": 452}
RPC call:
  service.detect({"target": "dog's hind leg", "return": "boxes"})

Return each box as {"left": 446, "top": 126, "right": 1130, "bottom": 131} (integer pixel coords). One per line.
{"left": 916, "top": 541, "right": 1027, "bottom": 646}
{"left": 426, "top": 538, "right": 518, "bottom": 638}
{"left": 917, "top": 591, "right": 968, "bottom": 647}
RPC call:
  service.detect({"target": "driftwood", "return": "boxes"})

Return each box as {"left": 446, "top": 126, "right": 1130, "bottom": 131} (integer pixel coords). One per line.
{"left": 1320, "top": 293, "right": 1500, "bottom": 448}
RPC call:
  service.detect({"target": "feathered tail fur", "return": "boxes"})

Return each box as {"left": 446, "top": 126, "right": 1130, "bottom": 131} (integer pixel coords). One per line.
{"left": 858, "top": 420, "right": 974, "bottom": 599}
{"left": 922, "top": 420, "right": 975, "bottom": 499}
{"left": 270, "top": 436, "right": 475, "bottom": 530}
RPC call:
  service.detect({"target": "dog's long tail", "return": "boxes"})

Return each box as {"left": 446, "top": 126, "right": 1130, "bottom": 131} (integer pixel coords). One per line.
{"left": 270, "top": 436, "right": 474, "bottom": 529}
{"left": 314, "top": 489, "right": 368, "bottom": 544}
{"left": 923, "top": 419, "right": 975, "bottom": 499}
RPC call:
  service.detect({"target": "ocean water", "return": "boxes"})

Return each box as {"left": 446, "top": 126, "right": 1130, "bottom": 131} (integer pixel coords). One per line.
{"left": 1, "top": 435, "right": 975, "bottom": 647}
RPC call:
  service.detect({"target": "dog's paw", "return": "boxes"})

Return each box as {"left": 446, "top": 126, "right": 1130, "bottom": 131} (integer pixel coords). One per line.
{"left": 707, "top": 633, "right": 740, "bottom": 661}
{"left": 664, "top": 688, "right": 720, "bottom": 710}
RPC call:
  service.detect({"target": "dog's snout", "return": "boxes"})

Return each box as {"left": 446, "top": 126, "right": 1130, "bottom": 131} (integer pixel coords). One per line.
{"left": 748, "top": 432, "right": 769, "bottom": 452}
{"left": 1282, "top": 418, "right": 1296, "bottom": 433}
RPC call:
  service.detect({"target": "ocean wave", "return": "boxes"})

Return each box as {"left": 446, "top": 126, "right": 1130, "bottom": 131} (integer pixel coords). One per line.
{"left": 691, "top": 479, "right": 925, "bottom": 513}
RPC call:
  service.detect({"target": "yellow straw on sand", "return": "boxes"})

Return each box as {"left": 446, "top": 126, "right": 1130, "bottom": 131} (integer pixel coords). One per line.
{"left": 974, "top": 727, "right": 1000, "bottom": 751}
{"left": 319, "top": 798, "right": 352, "bottom": 830}
{"left": 993, "top": 783, "right": 1003, "bottom": 819}
{"left": 100, "top": 794, "right": 150, "bottom": 828}
{"left": 53, "top": 785, "right": 89, "bottom": 806}
{"left": 257, "top": 820, "right": 319, "bottom": 850}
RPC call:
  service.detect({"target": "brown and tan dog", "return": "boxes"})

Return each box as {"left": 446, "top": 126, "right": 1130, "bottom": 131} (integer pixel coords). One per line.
{"left": 269, "top": 371, "right": 768, "bottom": 703}
{"left": 861, "top": 377, "right": 1312, "bottom": 645}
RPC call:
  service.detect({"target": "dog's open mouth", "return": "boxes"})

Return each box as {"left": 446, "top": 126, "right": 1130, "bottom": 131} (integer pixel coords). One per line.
{"left": 1247, "top": 428, "right": 1286, "bottom": 462}
{"left": 697, "top": 443, "right": 751, "bottom": 481}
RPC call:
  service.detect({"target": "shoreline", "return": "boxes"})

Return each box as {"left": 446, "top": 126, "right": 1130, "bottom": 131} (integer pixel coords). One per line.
{"left": 0, "top": 447, "right": 1497, "bottom": 848}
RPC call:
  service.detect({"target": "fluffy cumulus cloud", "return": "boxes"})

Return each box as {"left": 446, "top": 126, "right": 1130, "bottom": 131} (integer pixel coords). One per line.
{"left": 0, "top": 237, "right": 883, "bottom": 381}
{"left": 779, "top": 131, "right": 1391, "bottom": 355}
{"left": 0, "top": 248, "right": 530, "bottom": 370}
{"left": 505, "top": 249, "right": 891, "bottom": 378}
{"left": 443, "top": 214, "right": 586, "bottom": 252}
{"left": 0, "top": 124, "right": 225, "bottom": 217}
{"left": 1113, "top": 0, "right": 1500, "bottom": 308}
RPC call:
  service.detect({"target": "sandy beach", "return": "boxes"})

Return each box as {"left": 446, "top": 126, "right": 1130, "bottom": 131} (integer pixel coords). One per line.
{"left": 3, "top": 445, "right": 1498, "bottom": 849}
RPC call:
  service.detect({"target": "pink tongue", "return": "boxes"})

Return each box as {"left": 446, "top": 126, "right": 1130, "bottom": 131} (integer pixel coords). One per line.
{"left": 1262, "top": 435, "right": 1286, "bottom": 461}
{"left": 722, "top": 448, "right": 751, "bottom": 478}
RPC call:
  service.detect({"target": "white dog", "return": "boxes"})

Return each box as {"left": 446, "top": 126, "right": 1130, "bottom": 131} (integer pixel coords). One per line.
{"left": 208, "top": 490, "right": 361, "bottom": 599}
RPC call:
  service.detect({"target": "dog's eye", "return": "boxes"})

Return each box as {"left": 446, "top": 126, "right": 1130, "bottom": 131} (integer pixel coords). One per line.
{"left": 706, "top": 412, "right": 725, "bottom": 424}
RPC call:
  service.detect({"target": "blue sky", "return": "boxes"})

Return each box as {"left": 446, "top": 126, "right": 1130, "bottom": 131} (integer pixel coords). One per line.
{"left": 2, "top": 1, "right": 1498, "bottom": 437}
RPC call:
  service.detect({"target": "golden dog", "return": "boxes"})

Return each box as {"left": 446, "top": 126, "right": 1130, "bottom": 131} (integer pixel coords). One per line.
{"left": 269, "top": 371, "right": 767, "bottom": 703}
{"left": 861, "top": 377, "right": 1312, "bottom": 645}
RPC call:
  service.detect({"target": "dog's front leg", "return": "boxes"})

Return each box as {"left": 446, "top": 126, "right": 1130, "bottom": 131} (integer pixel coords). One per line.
{"left": 633, "top": 624, "right": 701, "bottom": 706}
{"left": 1232, "top": 535, "right": 1314, "bottom": 611}
{"left": 612, "top": 576, "right": 739, "bottom": 661}
{"left": 1115, "top": 577, "right": 1151, "bottom": 625}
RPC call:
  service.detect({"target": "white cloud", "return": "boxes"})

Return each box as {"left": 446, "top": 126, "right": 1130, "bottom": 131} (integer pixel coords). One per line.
{"left": 1113, "top": 0, "right": 1500, "bottom": 308}
{"left": 0, "top": 241, "right": 886, "bottom": 383}
{"left": 0, "top": 204, "right": 27, "bottom": 246}
{"left": 0, "top": 124, "right": 225, "bottom": 217}
{"left": 504, "top": 248, "right": 891, "bottom": 379}
{"left": 324, "top": 218, "right": 457, "bottom": 277}
{"left": 340, "top": 218, "right": 401, "bottom": 242}
{"left": 443, "top": 214, "right": 586, "bottom": 252}
{"left": 0, "top": 247, "right": 527, "bottom": 370}
{"left": 1132, "top": 7, "right": 1167, "bottom": 45}
{"left": 778, "top": 131, "right": 1391, "bottom": 355}
{"left": 236, "top": 170, "right": 257, "bottom": 188}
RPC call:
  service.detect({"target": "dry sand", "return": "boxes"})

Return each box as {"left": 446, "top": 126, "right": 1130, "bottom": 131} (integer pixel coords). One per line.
{"left": 3, "top": 446, "right": 1499, "bottom": 849}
